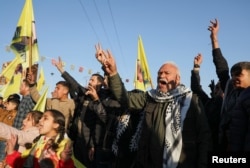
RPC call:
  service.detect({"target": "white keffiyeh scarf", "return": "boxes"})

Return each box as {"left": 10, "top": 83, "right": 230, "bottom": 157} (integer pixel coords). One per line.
{"left": 148, "top": 84, "right": 192, "bottom": 168}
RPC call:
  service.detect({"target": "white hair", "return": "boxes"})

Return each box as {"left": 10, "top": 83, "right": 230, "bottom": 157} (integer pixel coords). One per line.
{"left": 161, "top": 61, "right": 181, "bottom": 77}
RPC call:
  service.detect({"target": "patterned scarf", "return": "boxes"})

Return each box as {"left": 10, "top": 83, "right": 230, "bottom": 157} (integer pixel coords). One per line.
{"left": 112, "top": 112, "right": 130, "bottom": 155}
{"left": 148, "top": 84, "right": 192, "bottom": 168}
{"left": 112, "top": 110, "right": 144, "bottom": 155}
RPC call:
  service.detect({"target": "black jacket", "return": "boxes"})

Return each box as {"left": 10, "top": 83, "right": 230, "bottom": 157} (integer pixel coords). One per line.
{"left": 191, "top": 69, "right": 222, "bottom": 151}
{"left": 230, "top": 87, "right": 250, "bottom": 151}
{"left": 62, "top": 71, "right": 107, "bottom": 147}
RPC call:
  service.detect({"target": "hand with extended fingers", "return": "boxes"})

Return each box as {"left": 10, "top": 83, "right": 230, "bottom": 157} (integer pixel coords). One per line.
{"left": 95, "top": 43, "right": 117, "bottom": 76}
{"left": 102, "top": 49, "right": 117, "bottom": 76}
{"left": 95, "top": 43, "right": 107, "bottom": 65}
{"left": 52, "top": 56, "right": 65, "bottom": 74}
{"left": 208, "top": 19, "right": 219, "bottom": 38}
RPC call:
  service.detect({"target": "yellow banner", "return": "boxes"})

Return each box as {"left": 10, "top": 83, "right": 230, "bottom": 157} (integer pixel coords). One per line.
{"left": 134, "top": 35, "right": 153, "bottom": 91}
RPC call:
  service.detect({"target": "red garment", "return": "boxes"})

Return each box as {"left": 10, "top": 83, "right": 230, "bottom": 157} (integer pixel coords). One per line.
{"left": 6, "top": 151, "right": 74, "bottom": 168}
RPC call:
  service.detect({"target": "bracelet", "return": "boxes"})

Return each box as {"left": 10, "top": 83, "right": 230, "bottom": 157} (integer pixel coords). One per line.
{"left": 194, "top": 64, "right": 200, "bottom": 68}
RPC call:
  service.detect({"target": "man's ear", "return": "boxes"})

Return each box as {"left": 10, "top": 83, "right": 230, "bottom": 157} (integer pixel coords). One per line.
{"left": 176, "top": 75, "right": 181, "bottom": 85}
{"left": 63, "top": 87, "right": 69, "bottom": 95}
{"left": 96, "top": 82, "right": 103, "bottom": 90}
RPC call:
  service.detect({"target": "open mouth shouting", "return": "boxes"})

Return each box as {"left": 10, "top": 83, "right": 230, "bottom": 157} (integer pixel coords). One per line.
{"left": 158, "top": 79, "right": 168, "bottom": 85}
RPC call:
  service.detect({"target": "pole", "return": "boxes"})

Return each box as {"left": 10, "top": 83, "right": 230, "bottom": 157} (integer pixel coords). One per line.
{"left": 29, "top": 22, "right": 33, "bottom": 73}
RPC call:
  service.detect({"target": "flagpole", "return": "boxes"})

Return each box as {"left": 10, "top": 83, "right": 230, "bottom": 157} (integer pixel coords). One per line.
{"left": 29, "top": 22, "right": 32, "bottom": 73}
{"left": 150, "top": 80, "right": 154, "bottom": 89}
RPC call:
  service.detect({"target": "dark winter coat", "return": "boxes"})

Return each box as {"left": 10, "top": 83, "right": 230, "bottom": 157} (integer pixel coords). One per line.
{"left": 212, "top": 48, "right": 243, "bottom": 151}
{"left": 191, "top": 69, "right": 222, "bottom": 151}
{"left": 108, "top": 73, "right": 211, "bottom": 168}
{"left": 229, "top": 87, "right": 250, "bottom": 151}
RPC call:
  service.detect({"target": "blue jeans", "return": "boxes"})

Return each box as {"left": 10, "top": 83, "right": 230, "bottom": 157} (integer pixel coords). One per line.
{"left": 0, "top": 141, "right": 6, "bottom": 162}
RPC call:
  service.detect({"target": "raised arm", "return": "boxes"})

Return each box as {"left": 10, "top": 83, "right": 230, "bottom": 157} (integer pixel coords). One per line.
{"left": 191, "top": 54, "right": 202, "bottom": 93}
{"left": 95, "top": 44, "right": 118, "bottom": 77}
{"left": 208, "top": 19, "right": 230, "bottom": 92}
{"left": 26, "top": 72, "right": 41, "bottom": 103}
{"left": 0, "top": 122, "right": 38, "bottom": 146}
{"left": 208, "top": 19, "right": 219, "bottom": 49}
{"left": 52, "top": 57, "right": 86, "bottom": 99}
{"left": 53, "top": 56, "right": 65, "bottom": 74}
{"left": 191, "top": 53, "right": 210, "bottom": 104}
{"left": 95, "top": 43, "right": 107, "bottom": 65}
{"left": 95, "top": 46, "right": 128, "bottom": 107}
{"left": 104, "top": 50, "right": 118, "bottom": 76}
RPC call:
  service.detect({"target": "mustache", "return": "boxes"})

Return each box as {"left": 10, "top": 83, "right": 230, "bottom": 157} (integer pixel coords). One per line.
{"left": 158, "top": 78, "right": 168, "bottom": 85}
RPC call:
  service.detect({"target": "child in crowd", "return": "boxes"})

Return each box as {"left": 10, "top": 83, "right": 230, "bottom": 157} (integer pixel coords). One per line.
{"left": 0, "top": 110, "right": 43, "bottom": 167}
{"left": 0, "top": 111, "right": 43, "bottom": 152}
{"left": 0, "top": 96, "right": 20, "bottom": 162}
{"left": 4, "top": 109, "right": 74, "bottom": 168}
{"left": 0, "top": 96, "right": 20, "bottom": 126}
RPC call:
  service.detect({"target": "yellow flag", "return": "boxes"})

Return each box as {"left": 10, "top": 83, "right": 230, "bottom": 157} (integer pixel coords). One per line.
{"left": 10, "top": 0, "right": 39, "bottom": 68}
{"left": 0, "top": 55, "right": 23, "bottom": 81}
{"left": 33, "top": 86, "right": 49, "bottom": 112}
{"left": 134, "top": 35, "right": 153, "bottom": 91}
{"left": 0, "top": 85, "right": 7, "bottom": 97}
{"left": 2, "top": 73, "right": 22, "bottom": 100}
{"left": 36, "top": 67, "right": 45, "bottom": 92}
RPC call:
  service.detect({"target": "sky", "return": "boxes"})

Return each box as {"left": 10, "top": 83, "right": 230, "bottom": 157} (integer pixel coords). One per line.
{"left": 1, "top": 0, "right": 250, "bottom": 95}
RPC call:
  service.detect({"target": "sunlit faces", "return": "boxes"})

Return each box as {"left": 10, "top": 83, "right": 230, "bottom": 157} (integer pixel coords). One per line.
{"left": 51, "top": 90, "right": 57, "bottom": 98}
{"left": 53, "top": 84, "right": 68, "bottom": 99}
{"left": 88, "top": 76, "right": 102, "bottom": 90}
{"left": 157, "top": 63, "right": 180, "bottom": 93}
{"left": 5, "top": 101, "right": 17, "bottom": 111}
{"left": 231, "top": 69, "right": 250, "bottom": 89}
{"left": 39, "top": 111, "right": 59, "bottom": 137}
{"left": 22, "top": 113, "right": 36, "bottom": 131}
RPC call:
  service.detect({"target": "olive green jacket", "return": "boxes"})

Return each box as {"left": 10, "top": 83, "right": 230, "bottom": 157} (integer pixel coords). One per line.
{"left": 109, "top": 74, "right": 211, "bottom": 168}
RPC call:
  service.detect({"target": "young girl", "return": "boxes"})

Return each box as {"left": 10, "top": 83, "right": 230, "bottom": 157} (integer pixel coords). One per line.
{"left": 4, "top": 109, "right": 74, "bottom": 168}
{"left": 0, "top": 110, "right": 43, "bottom": 153}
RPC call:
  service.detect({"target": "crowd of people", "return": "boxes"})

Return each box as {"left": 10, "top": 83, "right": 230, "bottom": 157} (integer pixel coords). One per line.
{"left": 0, "top": 18, "right": 249, "bottom": 168}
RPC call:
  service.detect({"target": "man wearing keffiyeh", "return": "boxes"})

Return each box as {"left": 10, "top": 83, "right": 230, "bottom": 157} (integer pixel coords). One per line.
{"left": 99, "top": 48, "right": 211, "bottom": 168}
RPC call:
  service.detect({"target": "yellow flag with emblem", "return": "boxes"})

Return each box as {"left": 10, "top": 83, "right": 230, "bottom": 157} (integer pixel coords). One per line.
{"left": 2, "top": 73, "right": 22, "bottom": 100}
{"left": 134, "top": 35, "right": 153, "bottom": 91}
{"left": 10, "top": 0, "right": 39, "bottom": 68}
{"left": 0, "top": 55, "right": 23, "bottom": 82}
